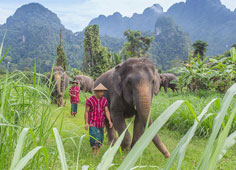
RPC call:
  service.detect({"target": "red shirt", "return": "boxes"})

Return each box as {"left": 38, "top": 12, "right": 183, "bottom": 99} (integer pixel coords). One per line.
{"left": 86, "top": 96, "right": 108, "bottom": 128}
{"left": 69, "top": 86, "right": 80, "bottom": 104}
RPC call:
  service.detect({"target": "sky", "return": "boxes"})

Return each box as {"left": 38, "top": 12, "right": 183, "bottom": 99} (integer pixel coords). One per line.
{"left": 0, "top": 0, "right": 235, "bottom": 32}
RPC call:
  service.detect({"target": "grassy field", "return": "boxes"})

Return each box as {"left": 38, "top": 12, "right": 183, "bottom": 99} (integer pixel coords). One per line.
{"left": 49, "top": 90, "right": 236, "bottom": 170}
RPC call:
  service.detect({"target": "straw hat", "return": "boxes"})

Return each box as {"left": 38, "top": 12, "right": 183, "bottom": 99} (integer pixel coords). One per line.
{"left": 72, "top": 80, "right": 78, "bottom": 84}
{"left": 93, "top": 83, "right": 108, "bottom": 91}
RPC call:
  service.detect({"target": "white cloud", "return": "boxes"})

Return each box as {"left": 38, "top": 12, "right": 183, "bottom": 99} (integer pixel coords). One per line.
{"left": 0, "top": 8, "right": 15, "bottom": 25}
{"left": 221, "top": 0, "right": 236, "bottom": 11}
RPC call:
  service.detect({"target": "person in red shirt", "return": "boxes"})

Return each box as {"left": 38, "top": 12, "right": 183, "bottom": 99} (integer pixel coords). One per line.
{"left": 84, "top": 83, "right": 113, "bottom": 156}
{"left": 69, "top": 80, "right": 80, "bottom": 117}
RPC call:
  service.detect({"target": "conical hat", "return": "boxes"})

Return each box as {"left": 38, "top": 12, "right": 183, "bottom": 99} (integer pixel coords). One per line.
{"left": 72, "top": 80, "right": 78, "bottom": 84}
{"left": 93, "top": 83, "right": 108, "bottom": 91}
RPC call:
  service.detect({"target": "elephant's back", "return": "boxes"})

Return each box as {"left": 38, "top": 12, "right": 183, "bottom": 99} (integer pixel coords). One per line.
{"left": 79, "top": 75, "right": 92, "bottom": 81}
{"left": 94, "top": 68, "right": 115, "bottom": 101}
{"left": 162, "top": 73, "right": 177, "bottom": 81}
{"left": 95, "top": 69, "right": 114, "bottom": 87}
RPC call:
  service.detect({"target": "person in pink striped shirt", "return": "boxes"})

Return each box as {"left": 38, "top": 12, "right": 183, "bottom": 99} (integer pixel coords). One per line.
{"left": 69, "top": 80, "right": 80, "bottom": 117}
{"left": 84, "top": 83, "right": 113, "bottom": 156}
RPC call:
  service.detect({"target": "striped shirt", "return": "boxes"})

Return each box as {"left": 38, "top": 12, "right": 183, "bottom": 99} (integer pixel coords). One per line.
{"left": 86, "top": 96, "right": 108, "bottom": 128}
{"left": 69, "top": 86, "right": 80, "bottom": 104}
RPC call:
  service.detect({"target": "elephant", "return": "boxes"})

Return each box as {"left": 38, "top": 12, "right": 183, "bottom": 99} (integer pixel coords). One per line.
{"left": 47, "top": 66, "right": 69, "bottom": 107}
{"left": 94, "top": 57, "right": 170, "bottom": 158}
{"left": 73, "top": 75, "right": 94, "bottom": 93}
{"left": 160, "top": 73, "right": 177, "bottom": 92}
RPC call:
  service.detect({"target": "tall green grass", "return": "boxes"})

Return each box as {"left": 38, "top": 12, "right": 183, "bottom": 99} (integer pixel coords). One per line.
{"left": 0, "top": 36, "right": 65, "bottom": 169}
{"left": 0, "top": 68, "right": 63, "bottom": 169}
{"left": 152, "top": 90, "right": 236, "bottom": 137}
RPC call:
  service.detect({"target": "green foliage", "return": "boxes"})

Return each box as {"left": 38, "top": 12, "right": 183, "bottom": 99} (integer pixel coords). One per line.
{"left": 0, "top": 70, "right": 62, "bottom": 169}
{"left": 151, "top": 16, "right": 192, "bottom": 70}
{"left": 176, "top": 47, "right": 236, "bottom": 92}
{"left": 112, "top": 53, "right": 122, "bottom": 65}
{"left": 83, "top": 25, "right": 111, "bottom": 79}
{"left": 100, "top": 35, "right": 124, "bottom": 53}
{"left": 56, "top": 30, "right": 68, "bottom": 71}
{"left": 120, "top": 29, "right": 153, "bottom": 59}
{"left": 70, "top": 68, "right": 85, "bottom": 78}
{"left": 193, "top": 40, "right": 208, "bottom": 60}
{"left": 0, "top": 3, "right": 82, "bottom": 72}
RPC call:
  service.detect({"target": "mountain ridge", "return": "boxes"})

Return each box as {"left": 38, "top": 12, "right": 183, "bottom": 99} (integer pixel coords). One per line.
{"left": 0, "top": 3, "right": 82, "bottom": 72}
{"left": 1, "top": 1, "right": 235, "bottom": 72}
{"left": 167, "top": 0, "right": 236, "bottom": 55}
{"left": 89, "top": 4, "right": 164, "bottom": 38}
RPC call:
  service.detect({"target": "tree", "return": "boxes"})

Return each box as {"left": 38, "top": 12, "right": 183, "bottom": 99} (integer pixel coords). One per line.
{"left": 232, "top": 44, "right": 236, "bottom": 49}
{"left": 192, "top": 40, "right": 208, "bottom": 60}
{"left": 121, "top": 30, "right": 154, "bottom": 59}
{"left": 56, "top": 30, "right": 68, "bottom": 71}
{"left": 83, "top": 25, "right": 111, "bottom": 79}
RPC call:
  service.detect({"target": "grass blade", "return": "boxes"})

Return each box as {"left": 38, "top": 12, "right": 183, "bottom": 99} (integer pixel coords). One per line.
{"left": 0, "top": 47, "right": 10, "bottom": 64}
{"left": 33, "top": 58, "right": 37, "bottom": 88}
{"left": 82, "top": 165, "right": 89, "bottom": 170}
{"left": 10, "top": 128, "right": 29, "bottom": 170}
{"left": 185, "top": 100, "right": 199, "bottom": 123}
{"left": 207, "top": 105, "right": 236, "bottom": 169}
{"left": 12, "top": 146, "right": 42, "bottom": 170}
{"left": 118, "top": 100, "right": 184, "bottom": 170}
{"left": 53, "top": 128, "right": 68, "bottom": 170}
{"left": 218, "top": 130, "right": 236, "bottom": 160}
{"left": 164, "top": 99, "right": 219, "bottom": 170}
{"left": 176, "top": 99, "right": 219, "bottom": 170}
{"left": 76, "top": 135, "right": 85, "bottom": 170}
{"left": 0, "top": 31, "right": 6, "bottom": 58}
{"left": 197, "top": 83, "right": 236, "bottom": 170}
{"left": 0, "top": 64, "right": 9, "bottom": 122}
{"left": 97, "top": 122, "right": 132, "bottom": 170}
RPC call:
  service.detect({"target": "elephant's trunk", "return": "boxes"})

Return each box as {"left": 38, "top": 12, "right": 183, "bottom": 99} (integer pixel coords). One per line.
{"left": 55, "top": 74, "right": 63, "bottom": 97}
{"left": 55, "top": 73, "right": 65, "bottom": 107}
{"left": 135, "top": 81, "right": 170, "bottom": 158}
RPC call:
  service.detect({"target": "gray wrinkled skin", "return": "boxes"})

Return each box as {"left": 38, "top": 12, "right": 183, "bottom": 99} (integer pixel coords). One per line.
{"left": 74, "top": 75, "right": 94, "bottom": 93}
{"left": 47, "top": 66, "right": 69, "bottom": 107}
{"left": 160, "top": 73, "right": 177, "bottom": 92}
{"left": 94, "top": 57, "right": 170, "bottom": 158}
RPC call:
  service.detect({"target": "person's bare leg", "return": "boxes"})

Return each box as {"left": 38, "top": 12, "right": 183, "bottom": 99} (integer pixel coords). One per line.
{"left": 92, "top": 148, "right": 97, "bottom": 156}
{"left": 96, "top": 147, "right": 100, "bottom": 155}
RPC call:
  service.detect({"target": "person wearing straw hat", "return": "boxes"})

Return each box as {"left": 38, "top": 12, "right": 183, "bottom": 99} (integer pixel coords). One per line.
{"left": 69, "top": 80, "right": 80, "bottom": 117}
{"left": 84, "top": 83, "right": 113, "bottom": 156}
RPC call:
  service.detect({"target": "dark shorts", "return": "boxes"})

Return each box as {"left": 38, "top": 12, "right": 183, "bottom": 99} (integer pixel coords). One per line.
{"left": 89, "top": 126, "right": 104, "bottom": 148}
{"left": 71, "top": 103, "right": 78, "bottom": 115}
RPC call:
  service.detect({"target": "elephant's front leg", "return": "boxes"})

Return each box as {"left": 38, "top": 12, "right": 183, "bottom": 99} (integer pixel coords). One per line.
{"left": 104, "top": 119, "right": 117, "bottom": 145}
{"left": 131, "top": 115, "right": 144, "bottom": 148}
{"left": 164, "top": 83, "right": 168, "bottom": 93}
{"left": 111, "top": 112, "right": 131, "bottom": 150}
{"left": 57, "top": 95, "right": 64, "bottom": 107}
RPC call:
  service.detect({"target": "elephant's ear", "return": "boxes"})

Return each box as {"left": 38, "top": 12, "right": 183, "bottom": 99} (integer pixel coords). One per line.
{"left": 113, "top": 65, "right": 122, "bottom": 96}
{"left": 153, "top": 70, "right": 160, "bottom": 96}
